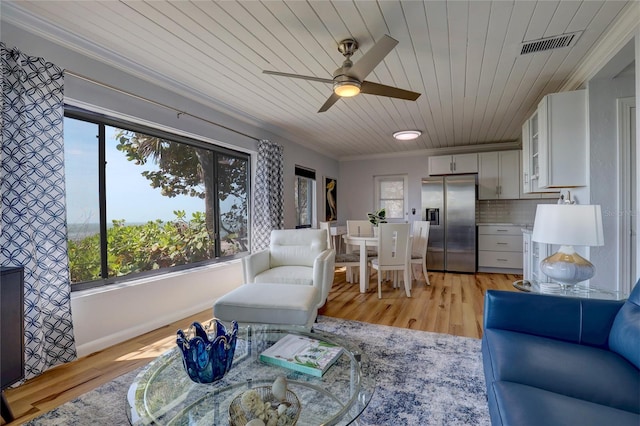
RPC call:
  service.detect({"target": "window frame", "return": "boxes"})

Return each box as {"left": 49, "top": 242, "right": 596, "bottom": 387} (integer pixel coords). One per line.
{"left": 294, "top": 165, "right": 316, "bottom": 229}
{"left": 374, "top": 174, "right": 408, "bottom": 222}
{"left": 64, "top": 106, "right": 251, "bottom": 291}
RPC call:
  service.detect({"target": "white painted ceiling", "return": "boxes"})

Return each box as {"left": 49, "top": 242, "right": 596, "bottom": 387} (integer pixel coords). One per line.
{"left": 2, "top": 1, "right": 631, "bottom": 159}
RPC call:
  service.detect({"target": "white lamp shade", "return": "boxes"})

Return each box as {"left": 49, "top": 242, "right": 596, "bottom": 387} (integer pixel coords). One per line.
{"left": 532, "top": 204, "right": 604, "bottom": 246}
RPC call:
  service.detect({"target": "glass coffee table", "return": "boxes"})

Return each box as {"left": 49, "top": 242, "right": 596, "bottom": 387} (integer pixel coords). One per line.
{"left": 126, "top": 324, "right": 374, "bottom": 425}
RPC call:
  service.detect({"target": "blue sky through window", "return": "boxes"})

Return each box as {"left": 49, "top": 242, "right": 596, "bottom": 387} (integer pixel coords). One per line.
{"left": 64, "top": 117, "right": 205, "bottom": 225}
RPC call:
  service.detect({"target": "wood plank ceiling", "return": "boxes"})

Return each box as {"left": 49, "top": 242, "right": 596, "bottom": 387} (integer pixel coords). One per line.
{"left": 2, "top": 1, "right": 630, "bottom": 159}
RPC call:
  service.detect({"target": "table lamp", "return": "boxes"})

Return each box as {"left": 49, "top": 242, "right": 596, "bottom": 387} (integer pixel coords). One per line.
{"left": 531, "top": 204, "right": 604, "bottom": 287}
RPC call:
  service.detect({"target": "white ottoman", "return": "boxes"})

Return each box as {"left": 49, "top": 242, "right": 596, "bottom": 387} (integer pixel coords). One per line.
{"left": 213, "top": 283, "right": 318, "bottom": 330}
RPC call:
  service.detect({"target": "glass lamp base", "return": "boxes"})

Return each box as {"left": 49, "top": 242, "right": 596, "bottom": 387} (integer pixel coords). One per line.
{"left": 539, "top": 246, "right": 595, "bottom": 287}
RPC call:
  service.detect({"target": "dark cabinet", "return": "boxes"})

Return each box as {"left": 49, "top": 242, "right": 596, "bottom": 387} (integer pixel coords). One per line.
{"left": 1, "top": 266, "right": 24, "bottom": 421}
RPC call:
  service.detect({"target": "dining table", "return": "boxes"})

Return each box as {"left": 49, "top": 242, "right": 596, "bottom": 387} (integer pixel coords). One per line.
{"left": 342, "top": 234, "right": 378, "bottom": 293}
{"left": 342, "top": 232, "right": 414, "bottom": 293}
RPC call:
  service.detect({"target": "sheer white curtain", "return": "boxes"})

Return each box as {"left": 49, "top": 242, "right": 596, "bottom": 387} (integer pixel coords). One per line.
{"left": 1, "top": 43, "right": 76, "bottom": 379}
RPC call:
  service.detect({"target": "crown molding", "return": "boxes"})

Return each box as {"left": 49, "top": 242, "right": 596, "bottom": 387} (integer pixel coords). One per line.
{"left": 339, "top": 141, "right": 521, "bottom": 162}
{"left": 560, "top": 1, "right": 639, "bottom": 91}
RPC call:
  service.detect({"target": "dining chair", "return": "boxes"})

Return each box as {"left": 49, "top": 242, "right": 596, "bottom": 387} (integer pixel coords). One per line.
{"left": 346, "top": 219, "right": 377, "bottom": 257}
{"left": 320, "top": 221, "right": 363, "bottom": 283}
{"left": 346, "top": 220, "right": 374, "bottom": 237}
{"left": 371, "top": 223, "right": 412, "bottom": 299}
{"left": 410, "top": 221, "right": 431, "bottom": 285}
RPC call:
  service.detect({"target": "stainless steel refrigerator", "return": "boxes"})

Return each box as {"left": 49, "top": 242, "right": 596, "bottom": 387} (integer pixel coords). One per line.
{"left": 421, "top": 175, "right": 477, "bottom": 273}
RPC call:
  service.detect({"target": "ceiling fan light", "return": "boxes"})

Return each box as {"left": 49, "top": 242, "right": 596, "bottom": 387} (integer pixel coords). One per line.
{"left": 393, "top": 130, "right": 422, "bottom": 141}
{"left": 334, "top": 81, "right": 361, "bottom": 97}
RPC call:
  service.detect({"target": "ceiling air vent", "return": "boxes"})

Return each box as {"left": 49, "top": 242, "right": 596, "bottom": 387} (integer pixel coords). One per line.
{"left": 520, "top": 31, "right": 582, "bottom": 55}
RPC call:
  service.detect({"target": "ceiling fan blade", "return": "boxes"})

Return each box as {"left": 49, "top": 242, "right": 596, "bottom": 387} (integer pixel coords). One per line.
{"left": 360, "top": 81, "right": 421, "bottom": 101}
{"left": 349, "top": 34, "right": 399, "bottom": 81}
{"left": 262, "top": 70, "right": 333, "bottom": 84}
{"left": 318, "top": 93, "right": 341, "bottom": 113}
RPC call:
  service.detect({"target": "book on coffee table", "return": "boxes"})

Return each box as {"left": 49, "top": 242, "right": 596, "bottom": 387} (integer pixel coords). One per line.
{"left": 259, "top": 334, "right": 343, "bottom": 377}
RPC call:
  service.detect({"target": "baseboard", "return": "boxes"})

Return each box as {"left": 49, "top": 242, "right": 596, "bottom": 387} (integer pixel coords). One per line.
{"left": 74, "top": 299, "right": 215, "bottom": 357}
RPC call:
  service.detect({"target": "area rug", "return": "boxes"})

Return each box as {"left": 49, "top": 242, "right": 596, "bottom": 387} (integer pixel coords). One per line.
{"left": 26, "top": 316, "right": 490, "bottom": 425}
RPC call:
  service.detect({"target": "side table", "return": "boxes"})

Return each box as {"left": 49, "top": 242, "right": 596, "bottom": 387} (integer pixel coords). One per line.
{"left": 513, "top": 280, "right": 628, "bottom": 301}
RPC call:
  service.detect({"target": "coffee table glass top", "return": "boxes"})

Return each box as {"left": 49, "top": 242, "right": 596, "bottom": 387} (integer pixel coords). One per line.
{"left": 126, "top": 324, "right": 374, "bottom": 425}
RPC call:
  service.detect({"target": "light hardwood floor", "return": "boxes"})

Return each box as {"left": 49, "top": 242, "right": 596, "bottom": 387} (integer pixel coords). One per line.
{"left": 2, "top": 270, "right": 518, "bottom": 425}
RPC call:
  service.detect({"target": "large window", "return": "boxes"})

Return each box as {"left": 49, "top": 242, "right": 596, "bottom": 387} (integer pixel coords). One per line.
{"left": 294, "top": 166, "right": 316, "bottom": 228}
{"left": 64, "top": 109, "right": 250, "bottom": 289}
{"left": 374, "top": 175, "right": 408, "bottom": 221}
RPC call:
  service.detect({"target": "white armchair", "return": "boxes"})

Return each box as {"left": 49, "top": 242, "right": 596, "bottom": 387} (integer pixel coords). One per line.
{"left": 241, "top": 229, "right": 336, "bottom": 310}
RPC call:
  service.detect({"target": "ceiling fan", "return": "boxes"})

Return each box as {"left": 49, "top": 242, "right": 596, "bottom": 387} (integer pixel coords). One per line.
{"left": 263, "top": 35, "right": 421, "bottom": 113}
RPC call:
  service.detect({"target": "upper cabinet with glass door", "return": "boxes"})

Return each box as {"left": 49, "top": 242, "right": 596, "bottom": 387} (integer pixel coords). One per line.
{"left": 521, "top": 90, "right": 587, "bottom": 193}
{"left": 522, "top": 111, "right": 556, "bottom": 195}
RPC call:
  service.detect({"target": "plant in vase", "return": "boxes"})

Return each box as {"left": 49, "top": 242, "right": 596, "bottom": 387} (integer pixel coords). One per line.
{"left": 367, "top": 208, "right": 387, "bottom": 236}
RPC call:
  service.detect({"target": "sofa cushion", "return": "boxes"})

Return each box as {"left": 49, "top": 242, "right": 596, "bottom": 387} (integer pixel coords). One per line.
{"left": 253, "top": 266, "right": 314, "bottom": 286}
{"left": 483, "top": 291, "right": 622, "bottom": 349}
{"left": 490, "top": 381, "right": 640, "bottom": 426}
{"left": 609, "top": 281, "right": 640, "bottom": 369}
{"left": 269, "top": 229, "right": 326, "bottom": 268}
{"left": 483, "top": 328, "right": 640, "bottom": 413}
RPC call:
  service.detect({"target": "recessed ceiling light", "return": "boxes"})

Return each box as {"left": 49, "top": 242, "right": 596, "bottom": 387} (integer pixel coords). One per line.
{"left": 393, "top": 130, "right": 422, "bottom": 141}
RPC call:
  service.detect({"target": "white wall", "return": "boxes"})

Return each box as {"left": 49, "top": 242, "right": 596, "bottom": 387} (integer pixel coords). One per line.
{"left": 338, "top": 149, "right": 548, "bottom": 228}
{"left": 587, "top": 43, "right": 636, "bottom": 291}
{"left": 338, "top": 154, "right": 429, "bottom": 225}
{"left": 71, "top": 261, "right": 243, "bottom": 357}
{"left": 2, "top": 22, "right": 339, "bottom": 356}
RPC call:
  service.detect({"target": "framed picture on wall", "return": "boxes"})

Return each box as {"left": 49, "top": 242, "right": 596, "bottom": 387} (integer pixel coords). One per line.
{"left": 324, "top": 177, "right": 337, "bottom": 222}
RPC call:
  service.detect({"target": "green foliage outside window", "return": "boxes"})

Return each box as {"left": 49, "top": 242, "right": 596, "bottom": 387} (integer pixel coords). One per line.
{"left": 68, "top": 210, "right": 245, "bottom": 283}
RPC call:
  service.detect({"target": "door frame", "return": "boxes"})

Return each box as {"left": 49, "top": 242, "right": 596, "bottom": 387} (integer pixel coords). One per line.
{"left": 617, "top": 97, "right": 635, "bottom": 294}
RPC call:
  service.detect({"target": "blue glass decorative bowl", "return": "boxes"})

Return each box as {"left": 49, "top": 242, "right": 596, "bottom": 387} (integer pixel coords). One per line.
{"left": 176, "top": 319, "right": 238, "bottom": 384}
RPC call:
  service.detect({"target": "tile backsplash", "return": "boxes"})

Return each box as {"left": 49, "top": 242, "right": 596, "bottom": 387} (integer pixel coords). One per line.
{"left": 477, "top": 199, "right": 557, "bottom": 225}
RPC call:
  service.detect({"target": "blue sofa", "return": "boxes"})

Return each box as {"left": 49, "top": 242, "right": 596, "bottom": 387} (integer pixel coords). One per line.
{"left": 482, "top": 281, "right": 640, "bottom": 426}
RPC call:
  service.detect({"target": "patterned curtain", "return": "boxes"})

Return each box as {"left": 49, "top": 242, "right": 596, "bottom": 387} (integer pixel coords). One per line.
{"left": 252, "top": 139, "right": 284, "bottom": 250}
{"left": 1, "top": 43, "right": 77, "bottom": 380}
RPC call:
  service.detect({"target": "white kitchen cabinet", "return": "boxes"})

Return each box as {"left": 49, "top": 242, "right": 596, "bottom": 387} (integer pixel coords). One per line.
{"left": 521, "top": 90, "right": 587, "bottom": 192}
{"left": 522, "top": 114, "right": 539, "bottom": 193}
{"left": 522, "top": 111, "right": 560, "bottom": 194}
{"left": 478, "top": 151, "right": 520, "bottom": 200}
{"left": 428, "top": 153, "right": 478, "bottom": 175}
{"left": 522, "top": 119, "right": 533, "bottom": 194}
{"left": 538, "top": 90, "right": 587, "bottom": 188}
{"left": 522, "top": 230, "right": 551, "bottom": 282}
{"left": 478, "top": 225, "right": 523, "bottom": 272}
